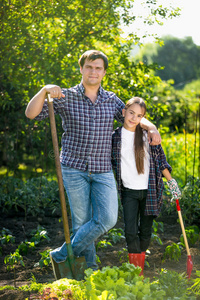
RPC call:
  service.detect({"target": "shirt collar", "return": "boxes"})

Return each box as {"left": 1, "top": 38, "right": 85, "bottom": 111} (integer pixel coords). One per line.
{"left": 79, "top": 81, "right": 103, "bottom": 96}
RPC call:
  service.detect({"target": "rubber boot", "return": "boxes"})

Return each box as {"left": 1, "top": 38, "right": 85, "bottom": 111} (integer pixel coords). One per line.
{"left": 128, "top": 253, "right": 145, "bottom": 276}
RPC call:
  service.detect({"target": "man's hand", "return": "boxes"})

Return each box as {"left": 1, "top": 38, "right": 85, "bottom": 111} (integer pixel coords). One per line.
{"left": 147, "top": 128, "right": 162, "bottom": 145}
{"left": 140, "top": 118, "right": 161, "bottom": 145}
{"left": 44, "top": 84, "right": 65, "bottom": 99}
{"left": 25, "top": 84, "right": 65, "bottom": 119}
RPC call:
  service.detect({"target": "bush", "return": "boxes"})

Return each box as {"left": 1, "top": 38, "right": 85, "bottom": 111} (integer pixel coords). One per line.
{"left": 179, "top": 176, "right": 200, "bottom": 226}
{"left": 0, "top": 176, "right": 69, "bottom": 218}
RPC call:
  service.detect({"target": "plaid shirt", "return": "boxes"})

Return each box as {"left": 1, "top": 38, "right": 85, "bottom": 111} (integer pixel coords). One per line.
{"left": 35, "top": 82, "right": 124, "bottom": 173}
{"left": 111, "top": 126, "right": 172, "bottom": 216}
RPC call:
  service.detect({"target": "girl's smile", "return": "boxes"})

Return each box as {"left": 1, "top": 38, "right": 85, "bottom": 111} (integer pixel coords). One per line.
{"left": 122, "top": 103, "right": 145, "bottom": 132}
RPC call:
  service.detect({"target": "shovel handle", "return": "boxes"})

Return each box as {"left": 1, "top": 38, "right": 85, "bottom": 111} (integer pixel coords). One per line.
{"left": 176, "top": 199, "right": 191, "bottom": 256}
{"left": 47, "top": 94, "right": 71, "bottom": 245}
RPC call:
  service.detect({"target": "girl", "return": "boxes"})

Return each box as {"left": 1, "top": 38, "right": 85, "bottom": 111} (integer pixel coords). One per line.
{"left": 112, "top": 97, "right": 181, "bottom": 275}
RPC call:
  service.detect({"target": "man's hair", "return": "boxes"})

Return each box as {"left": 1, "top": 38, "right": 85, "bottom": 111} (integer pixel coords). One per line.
{"left": 78, "top": 50, "right": 108, "bottom": 70}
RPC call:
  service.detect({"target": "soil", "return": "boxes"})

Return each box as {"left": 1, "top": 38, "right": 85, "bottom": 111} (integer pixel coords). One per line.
{"left": 0, "top": 207, "right": 200, "bottom": 300}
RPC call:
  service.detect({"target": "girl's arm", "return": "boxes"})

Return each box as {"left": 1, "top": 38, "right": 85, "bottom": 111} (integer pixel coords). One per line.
{"left": 162, "top": 168, "right": 172, "bottom": 181}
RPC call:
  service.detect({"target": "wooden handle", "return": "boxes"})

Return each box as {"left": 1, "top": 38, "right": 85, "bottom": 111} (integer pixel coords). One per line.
{"left": 177, "top": 210, "right": 191, "bottom": 256}
{"left": 47, "top": 94, "right": 71, "bottom": 245}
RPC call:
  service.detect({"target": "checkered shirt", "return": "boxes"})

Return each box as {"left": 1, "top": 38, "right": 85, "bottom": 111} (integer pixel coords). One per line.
{"left": 35, "top": 82, "right": 125, "bottom": 172}
{"left": 111, "top": 126, "right": 172, "bottom": 216}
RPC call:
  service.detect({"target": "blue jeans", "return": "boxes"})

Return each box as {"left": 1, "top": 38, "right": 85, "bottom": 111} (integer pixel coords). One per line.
{"left": 121, "top": 187, "right": 154, "bottom": 253}
{"left": 50, "top": 166, "right": 118, "bottom": 269}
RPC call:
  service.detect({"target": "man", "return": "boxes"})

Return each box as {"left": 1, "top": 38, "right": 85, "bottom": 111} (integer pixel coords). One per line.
{"left": 25, "top": 50, "right": 161, "bottom": 272}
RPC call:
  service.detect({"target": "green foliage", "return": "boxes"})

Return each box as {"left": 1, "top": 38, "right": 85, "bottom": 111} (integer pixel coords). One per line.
{"left": 179, "top": 176, "right": 200, "bottom": 225}
{"left": 96, "top": 240, "right": 113, "bottom": 251}
{"left": 84, "top": 263, "right": 165, "bottom": 299}
{"left": 151, "top": 220, "right": 163, "bottom": 245}
{"left": 162, "top": 135, "right": 199, "bottom": 186}
{"left": 180, "top": 226, "right": 200, "bottom": 247}
{"left": 37, "top": 249, "right": 52, "bottom": 269}
{"left": 4, "top": 250, "right": 25, "bottom": 271}
{"left": 96, "top": 228, "right": 125, "bottom": 251}
{"left": 0, "top": 176, "right": 63, "bottom": 218}
{"left": 136, "top": 36, "right": 200, "bottom": 88}
{"left": 2, "top": 265, "right": 198, "bottom": 299}
{"left": 4, "top": 249, "right": 25, "bottom": 287}
{"left": 30, "top": 225, "right": 50, "bottom": 245}
{"left": 17, "top": 241, "right": 36, "bottom": 255}
{"left": 189, "top": 270, "right": 200, "bottom": 296}
{"left": 0, "top": 228, "right": 15, "bottom": 245}
{"left": 104, "top": 228, "right": 125, "bottom": 244}
{"left": 163, "top": 242, "right": 183, "bottom": 262}
{"left": 153, "top": 268, "right": 195, "bottom": 299}
{"left": 0, "top": 0, "right": 180, "bottom": 177}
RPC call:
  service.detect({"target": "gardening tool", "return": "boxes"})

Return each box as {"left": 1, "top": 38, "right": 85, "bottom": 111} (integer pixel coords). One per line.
{"left": 175, "top": 199, "right": 193, "bottom": 279}
{"left": 47, "top": 93, "right": 87, "bottom": 281}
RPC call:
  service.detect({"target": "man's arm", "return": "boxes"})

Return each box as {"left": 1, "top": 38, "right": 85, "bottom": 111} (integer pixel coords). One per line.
{"left": 140, "top": 117, "right": 161, "bottom": 145}
{"left": 25, "top": 84, "right": 64, "bottom": 119}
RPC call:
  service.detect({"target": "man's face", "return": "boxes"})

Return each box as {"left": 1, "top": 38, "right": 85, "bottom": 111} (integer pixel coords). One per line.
{"left": 80, "top": 58, "right": 106, "bottom": 87}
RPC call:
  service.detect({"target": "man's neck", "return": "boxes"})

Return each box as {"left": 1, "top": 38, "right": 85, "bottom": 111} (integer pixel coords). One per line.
{"left": 83, "top": 83, "right": 100, "bottom": 103}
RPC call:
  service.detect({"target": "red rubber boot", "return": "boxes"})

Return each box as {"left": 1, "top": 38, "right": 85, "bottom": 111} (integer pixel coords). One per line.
{"left": 128, "top": 253, "right": 145, "bottom": 276}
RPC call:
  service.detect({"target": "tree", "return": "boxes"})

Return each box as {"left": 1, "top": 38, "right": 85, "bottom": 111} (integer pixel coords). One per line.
{"left": 152, "top": 36, "right": 200, "bottom": 88}
{"left": 0, "top": 0, "right": 180, "bottom": 177}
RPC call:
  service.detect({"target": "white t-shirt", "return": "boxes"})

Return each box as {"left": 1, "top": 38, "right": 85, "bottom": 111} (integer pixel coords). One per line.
{"left": 121, "top": 127, "right": 150, "bottom": 190}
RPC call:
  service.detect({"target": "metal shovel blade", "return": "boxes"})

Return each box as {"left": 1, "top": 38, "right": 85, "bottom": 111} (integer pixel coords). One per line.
{"left": 51, "top": 254, "right": 87, "bottom": 281}
{"left": 187, "top": 255, "right": 193, "bottom": 279}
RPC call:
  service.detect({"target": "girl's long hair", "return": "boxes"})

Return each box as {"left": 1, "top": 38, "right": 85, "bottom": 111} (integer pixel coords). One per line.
{"left": 124, "top": 97, "right": 146, "bottom": 174}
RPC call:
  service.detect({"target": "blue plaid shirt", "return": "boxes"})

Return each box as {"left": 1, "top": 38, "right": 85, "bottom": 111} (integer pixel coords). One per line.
{"left": 35, "top": 82, "right": 125, "bottom": 173}
{"left": 112, "top": 126, "right": 172, "bottom": 216}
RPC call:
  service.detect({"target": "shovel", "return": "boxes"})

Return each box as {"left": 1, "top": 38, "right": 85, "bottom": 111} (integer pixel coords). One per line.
{"left": 175, "top": 199, "right": 193, "bottom": 279}
{"left": 47, "top": 93, "right": 87, "bottom": 281}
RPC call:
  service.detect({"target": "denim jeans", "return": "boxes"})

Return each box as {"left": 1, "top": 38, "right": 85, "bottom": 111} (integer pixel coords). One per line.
{"left": 50, "top": 166, "right": 118, "bottom": 269}
{"left": 121, "top": 187, "right": 154, "bottom": 253}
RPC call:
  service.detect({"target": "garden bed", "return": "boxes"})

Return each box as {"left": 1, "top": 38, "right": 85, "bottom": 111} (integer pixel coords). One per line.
{"left": 0, "top": 208, "right": 200, "bottom": 299}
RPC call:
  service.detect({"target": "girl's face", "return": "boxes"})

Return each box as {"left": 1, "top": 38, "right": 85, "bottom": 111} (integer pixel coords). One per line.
{"left": 122, "top": 103, "right": 145, "bottom": 132}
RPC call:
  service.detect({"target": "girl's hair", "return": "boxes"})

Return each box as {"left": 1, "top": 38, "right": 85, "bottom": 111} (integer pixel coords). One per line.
{"left": 124, "top": 97, "right": 146, "bottom": 174}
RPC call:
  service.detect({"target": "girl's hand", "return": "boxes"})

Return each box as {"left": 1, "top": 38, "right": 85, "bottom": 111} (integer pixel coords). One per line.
{"left": 167, "top": 178, "right": 181, "bottom": 201}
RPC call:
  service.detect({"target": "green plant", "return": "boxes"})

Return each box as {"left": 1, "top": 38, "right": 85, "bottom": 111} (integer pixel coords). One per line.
{"left": 153, "top": 268, "right": 196, "bottom": 299}
{"left": 180, "top": 226, "right": 200, "bottom": 247}
{"left": 84, "top": 263, "right": 166, "bottom": 299}
{"left": 30, "top": 225, "right": 50, "bottom": 245}
{"left": 179, "top": 176, "right": 200, "bottom": 225}
{"left": 96, "top": 239, "right": 112, "bottom": 251}
{"left": 0, "top": 176, "right": 62, "bottom": 219}
{"left": 17, "top": 241, "right": 36, "bottom": 255}
{"left": 104, "top": 228, "right": 125, "bottom": 244}
{"left": 117, "top": 247, "right": 128, "bottom": 263}
{"left": 188, "top": 270, "right": 200, "bottom": 296}
{"left": 35, "top": 249, "right": 52, "bottom": 269}
{"left": 0, "top": 228, "right": 15, "bottom": 245}
{"left": 151, "top": 220, "right": 164, "bottom": 245}
{"left": 163, "top": 242, "right": 183, "bottom": 262}
{"left": 4, "top": 250, "right": 25, "bottom": 287}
